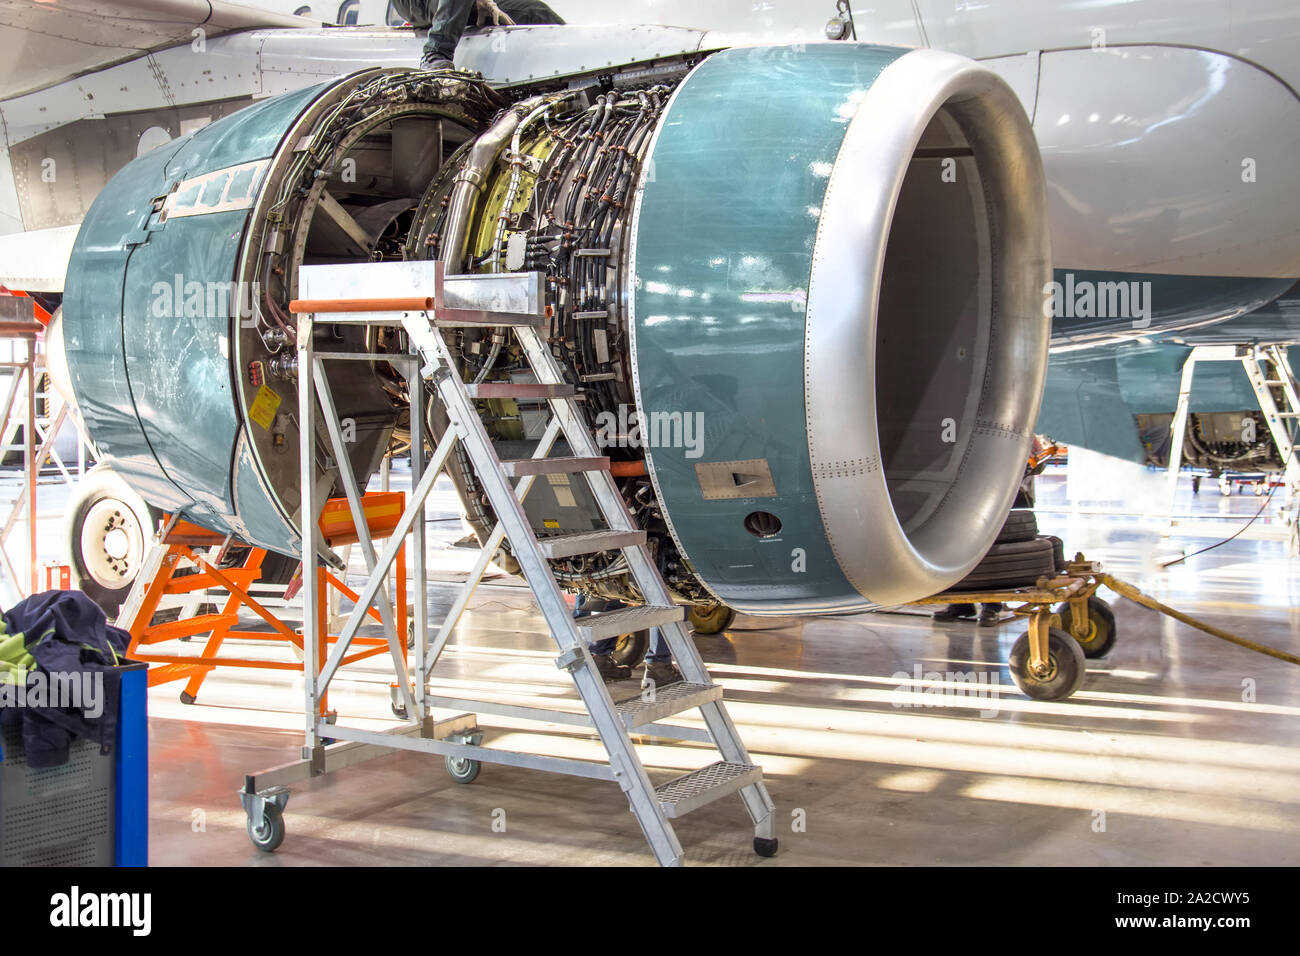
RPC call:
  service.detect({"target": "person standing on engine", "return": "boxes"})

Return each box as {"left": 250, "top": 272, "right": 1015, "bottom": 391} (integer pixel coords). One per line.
{"left": 390, "top": 0, "right": 566, "bottom": 72}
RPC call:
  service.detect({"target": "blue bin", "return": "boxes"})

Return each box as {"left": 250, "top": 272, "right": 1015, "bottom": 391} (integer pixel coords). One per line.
{"left": 0, "top": 661, "right": 147, "bottom": 866}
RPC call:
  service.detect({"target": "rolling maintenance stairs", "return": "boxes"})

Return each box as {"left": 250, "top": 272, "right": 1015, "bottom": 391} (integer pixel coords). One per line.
{"left": 1241, "top": 344, "right": 1300, "bottom": 553}
{"left": 296, "top": 260, "right": 777, "bottom": 865}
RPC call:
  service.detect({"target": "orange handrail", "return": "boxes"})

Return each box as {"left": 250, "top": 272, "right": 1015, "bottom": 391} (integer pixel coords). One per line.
{"left": 288, "top": 296, "right": 432, "bottom": 313}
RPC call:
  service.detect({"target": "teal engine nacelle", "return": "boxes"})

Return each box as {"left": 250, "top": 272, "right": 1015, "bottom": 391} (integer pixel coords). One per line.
{"left": 62, "top": 45, "right": 1050, "bottom": 614}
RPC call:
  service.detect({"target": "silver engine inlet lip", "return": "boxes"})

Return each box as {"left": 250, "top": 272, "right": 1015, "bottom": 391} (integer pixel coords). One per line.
{"left": 805, "top": 48, "right": 1052, "bottom": 605}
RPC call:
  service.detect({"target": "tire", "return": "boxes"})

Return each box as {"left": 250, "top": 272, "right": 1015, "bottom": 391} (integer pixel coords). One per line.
{"left": 1008, "top": 627, "right": 1087, "bottom": 701}
{"left": 689, "top": 603, "right": 736, "bottom": 634}
{"left": 64, "top": 465, "right": 157, "bottom": 617}
{"left": 246, "top": 803, "right": 286, "bottom": 853}
{"left": 257, "top": 550, "right": 301, "bottom": 585}
{"left": 446, "top": 755, "right": 481, "bottom": 784}
{"left": 1045, "top": 534, "right": 1067, "bottom": 573}
{"left": 955, "top": 536, "right": 1056, "bottom": 590}
{"left": 609, "top": 629, "right": 650, "bottom": 667}
{"left": 1056, "top": 596, "right": 1118, "bottom": 659}
{"left": 995, "top": 509, "right": 1038, "bottom": 544}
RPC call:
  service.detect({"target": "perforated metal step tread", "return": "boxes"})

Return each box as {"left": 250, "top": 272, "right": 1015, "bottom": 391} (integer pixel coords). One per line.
{"left": 574, "top": 604, "right": 686, "bottom": 642}
{"left": 465, "top": 382, "right": 575, "bottom": 399}
{"left": 501, "top": 456, "right": 609, "bottom": 477}
{"left": 615, "top": 681, "right": 722, "bottom": 729}
{"left": 655, "top": 761, "right": 761, "bottom": 819}
{"left": 537, "top": 529, "right": 646, "bottom": 559}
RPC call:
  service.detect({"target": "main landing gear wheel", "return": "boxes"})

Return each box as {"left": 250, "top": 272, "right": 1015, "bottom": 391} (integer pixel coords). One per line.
{"left": 246, "top": 803, "right": 285, "bottom": 853}
{"left": 1056, "top": 596, "right": 1118, "bottom": 659}
{"left": 689, "top": 603, "right": 736, "bottom": 634}
{"left": 65, "top": 465, "right": 156, "bottom": 617}
{"left": 609, "top": 629, "right": 650, "bottom": 667}
{"left": 1008, "top": 627, "right": 1086, "bottom": 701}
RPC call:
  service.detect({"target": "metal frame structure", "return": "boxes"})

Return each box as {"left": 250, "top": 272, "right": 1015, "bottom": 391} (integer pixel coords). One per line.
{"left": 0, "top": 305, "right": 38, "bottom": 601}
{"left": 907, "top": 553, "right": 1110, "bottom": 701}
{"left": 117, "top": 499, "right": 407, "bottom": 705}
{"left": 237, "top": 258, "right": 776, "bottom": 866}
{"left": 907, "top": 549, "right": 1300, "bottom": 700}
{"left": 1165, "top": 343, "right": 1300, "bottom": 553}
{"left": 0, "top": 297, "right": 97, "bottom": 605}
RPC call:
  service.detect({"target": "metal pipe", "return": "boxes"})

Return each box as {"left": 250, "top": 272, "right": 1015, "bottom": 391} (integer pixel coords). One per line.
{"left": 489, "top": 99, "right": 558, "bottom": 273}
{"left": 288, "top": 297, "right": 432, "bottom": 313}
{"left": 441, "top": 98, "right": 545, "bottom": 275}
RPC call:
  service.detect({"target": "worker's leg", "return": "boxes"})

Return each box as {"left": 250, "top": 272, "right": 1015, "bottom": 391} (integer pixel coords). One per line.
{"left": 933, "top": 602, "right": 977, "bottom": 622}
{"left": 575, "top": 595, "right": 630, "bottom": 682}
{"left": 389, "top": 0, "right": 435, "bottom": 28}
{"left": 641, "top": 626, "right": 684, "bottom": 689}
{"left": 496, "top": 0, "right": 565, "bottom": 24}
{"left": 423, "top": 0, "right": 477, "bottom": 64}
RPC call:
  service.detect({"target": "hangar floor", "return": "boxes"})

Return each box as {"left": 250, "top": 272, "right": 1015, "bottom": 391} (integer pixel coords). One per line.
{"left": 35, "top": 464, "right": 1300, "bottom": 866}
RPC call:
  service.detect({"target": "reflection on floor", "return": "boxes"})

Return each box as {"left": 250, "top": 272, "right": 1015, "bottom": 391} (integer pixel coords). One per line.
{"left": 135, "top": 465, "right": 1300, "bottom": 866}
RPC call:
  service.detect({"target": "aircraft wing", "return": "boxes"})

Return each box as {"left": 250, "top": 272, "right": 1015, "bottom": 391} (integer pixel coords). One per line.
{"left": 1037, "top": 286, "right": 1300, "bottom": 464}
{"left": 0, "top": 0, "right": 314, "bottom": 100}
{"left": 0, "top": 222, "right": 78, "bottom": 292}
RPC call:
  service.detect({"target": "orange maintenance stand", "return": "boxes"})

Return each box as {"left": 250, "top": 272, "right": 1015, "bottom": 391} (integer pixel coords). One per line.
{"left": 120, "top": 492, "right": 407, "bottom": 714}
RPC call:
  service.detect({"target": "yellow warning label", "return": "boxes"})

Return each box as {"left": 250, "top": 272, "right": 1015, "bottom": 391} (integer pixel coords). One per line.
{"left": 543, "top": 519, "right": 560, "bottom": 529}
{"left": 249, "top": 385, "right": 281, "bottom": 430}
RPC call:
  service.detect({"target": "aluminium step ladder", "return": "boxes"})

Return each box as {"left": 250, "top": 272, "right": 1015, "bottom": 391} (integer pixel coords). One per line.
{"left": 219, "top": 259, "right": 776, "bottom": 865}
{"left": 1166, "top": 343, "right": 1300, "bottom": 554}
{"left": 1241, "top": 345, "right": 1300, "bottom": 554}
{"left": 393, "top": 264, "right": 777, "bottom": 865}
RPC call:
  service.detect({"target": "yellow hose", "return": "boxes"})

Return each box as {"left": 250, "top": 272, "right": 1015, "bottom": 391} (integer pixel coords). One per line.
{"left": 1100, "top": 574, "right": 1300, "bottom": 666}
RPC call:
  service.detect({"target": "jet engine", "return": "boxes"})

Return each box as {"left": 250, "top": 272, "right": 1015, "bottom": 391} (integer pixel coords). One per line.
{"left": 62, "top": 43, "right": 1050, "bottom": 615}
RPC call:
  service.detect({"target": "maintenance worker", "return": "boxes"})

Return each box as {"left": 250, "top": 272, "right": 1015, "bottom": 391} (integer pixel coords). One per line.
{"left": 390, "top": 0, "right": 565, "bottom": 71}
{"left": 933, "top": 601, "right": 1003, "bottom": 628}
{"left": 574, "top": 594, "right": 684, "bottom": 689}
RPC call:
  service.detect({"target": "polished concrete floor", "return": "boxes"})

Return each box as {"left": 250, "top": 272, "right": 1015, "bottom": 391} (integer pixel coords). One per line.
{"left": 25, "top": 462, "right": 1300, "bottom": 866}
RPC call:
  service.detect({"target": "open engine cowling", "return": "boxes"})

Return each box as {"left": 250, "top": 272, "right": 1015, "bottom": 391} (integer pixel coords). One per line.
{"left": 61, "top": 43, "right": 1049, "bottom": 615}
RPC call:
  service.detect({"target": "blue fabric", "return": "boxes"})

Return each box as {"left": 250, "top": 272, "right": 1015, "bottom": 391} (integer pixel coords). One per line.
{"left": 0, "top": 590, "right": 131, "bottom": 768}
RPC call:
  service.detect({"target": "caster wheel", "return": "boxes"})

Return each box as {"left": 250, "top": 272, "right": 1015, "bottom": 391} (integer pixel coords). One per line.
{"left": 246, "top": 803, "right": 285, "bottom": 853}
{"left": 1055, "top": 596, "right": 1118, "bottom": 659}
{"left": 391, "top": 700, "right": 408, "bottom": 720}
{"left": 445, "top": 755, "right": 481, "bottom": 784}
{"left": 179, "top": 691, "right": 196, "bottom": 705}
{"left": 1008, "top": 627, "right": 1087, "bottom": 701}
{"left": 689, "top": 603, "right": 736, "bottom": 635}
{"left": 753, "top": 836, "right": 778, "bottom": 858}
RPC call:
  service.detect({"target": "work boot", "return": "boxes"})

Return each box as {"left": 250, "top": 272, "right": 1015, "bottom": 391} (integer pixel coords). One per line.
{"left": 978, "top": 605, "right": 1002, "bottom": 628}
{"left": 932, "top": 603, "right": 976, "bottom": 622}
{"left": 420, "top": 53, "right": 456, "bottom": 71}
{"left": 641, "top": 659, "right": 683, "bottom": 691}
{"left": 591, "top": 652, "right": 631, "bottom": 683}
